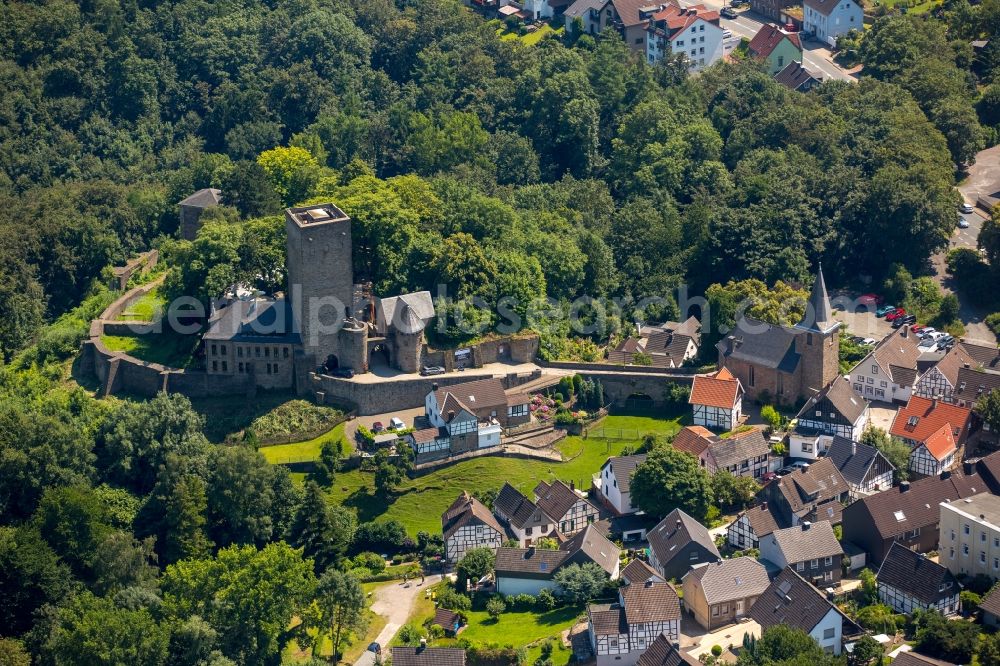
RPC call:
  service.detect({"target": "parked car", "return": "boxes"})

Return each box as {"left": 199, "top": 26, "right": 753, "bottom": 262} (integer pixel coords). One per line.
{"left": 959, "top": 218, "right": 970, "bottom": 229}
{"left": 333, "top": 367, "right": 355, "bottom": 378}
{"left": 858, "top": 337, "right": 877, "bottom": 346}
{"left": 885, "top": 308, "right": 907, "bottom": 321}
{"left": 918, "top": 337, "right": 938, "bottom": 349}
{"left": 420, "top": 365, "right": 445, "bottom": 376}
{"left": 389, "top": 416, "right": 405, "bottom": 430}
{"left": 372, "top": 421, "right": 385, "bottom": 433}
{"left": 892, "top": 314, "right": 917, "bottom": 328}
{"left": 721, "top": 6, "right": 738, "bottom": 18}
{"left": 723, "top": 29, "right": 734, "bottom": 39}
{"left": 789, "top": 461, "right": 811, "bottom": 470}
{"left": 961, "top": 202, "right": 974, "bottom": 214}
{"left": 937, "top": 334, "right": 955, "bottom": 349}
{"left": 876, "top": 305, "right": 896, "bottom": 316}
{"left": 775, "top": 467, "right": 794, "bottom": 477}
{"left": 368, "top": 642, "right": 382, "bottom": 655}
{"left": 859, "top": 293, "right": 882, "bottom": 307}
{"left": 917, "top": 327, "right": 936, "bottom": 338}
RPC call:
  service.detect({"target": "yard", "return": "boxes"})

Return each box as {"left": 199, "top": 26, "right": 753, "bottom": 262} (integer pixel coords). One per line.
{"left": 324, "top": 411, "right": 685, "bottom": 536}
{"left": 258, "top": 422, "right": 351, "bottom": 465}
{"left": 494, "top": 20, "right": 564, "bottom": 46}
{"left": 100, "top": 331, "right": 201, "bottom": 369}
{"left": 116, "top": 287, "right": 165, "bottom": 321}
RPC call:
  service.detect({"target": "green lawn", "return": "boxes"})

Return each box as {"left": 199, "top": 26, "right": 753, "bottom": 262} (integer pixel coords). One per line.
{"left": 327, "top": 411, "right": 684, "bottom": 536}
{"left": 495, "top": 22, "right": 564, "bottom": 45}
{"left": 258, "top": 422, "right": 351, "bottom": 465}
{"left": 116, "top": 287, "right": 165, "bottom": 321}
{"left": 101, "top": 331, "right": 201, "bottom": 369}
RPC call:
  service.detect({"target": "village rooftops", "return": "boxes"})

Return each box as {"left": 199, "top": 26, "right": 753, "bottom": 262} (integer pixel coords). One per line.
{"left": 534, "top": 479, "right": 585, "bottom": 521}
{"left": 684, "top": 556, "right": 771, "bottom": 605}
{"left": 178, "top": 187, "right": 222, "bottom": 208}
{"left": 749, "top": 567, "right": 855, "bottom": 634}
{"left": 767, "top": 521, "right": 844, "bottom": 563}
{"left": 619, "top": 577, "right": 682, "bottom": 624}
{"left": 711, "top": 427, "right": 769, "bottom": 469}
{"left": 391, "top": 647, "right": 466, "bottom": 666}
{"left": 690, "top": 367, "right": 743, "bottom": 410}
{"left": 493, "top": 483, "right": 543, "bottom": 529}
{"left": 647, "top": 508, "right": 720, "bottom": 565}
{"left": 621, "top": 558, "right": 663, "bottom": 585}
{"left": 890, "top": 396, "right": 972, "bottom": 443}
{"left": 434, "top": 377, "right": 511, "bottom": 418}
{"left": 748, "top": 24, "right": 802, "bottom": 59}
{"left": 942, "top": 492, "right": 1000, "bottom": 526}
{"left": 560, "top": 524, "right": 621, "bottom": 576}
{"left": 826, "top": 436, "right": 894, "bottom": 488}
{"left": 794, "top": 377, "right": 868, "bottom": 425}
{"left": 876, "top": 541, "right": 958, "bottom": 606}
{"left": 285, "top": 203, "right": 350, "bottom": 228}
{"left": 742, "top": 502, "right": 784, "bottom": 538}
{"left": 441, "top": 491, "right": 505, "bottom": 542}
{"left": 774, "top": 61, "right": 819, "bottom": 91}
{"left": 494, "top": 547, "right": 569, "bottom": 579}
{"left": 636, "top": 634, "right": 701, "bottom": 666}
{"left": 600, "top": 454, "right": 647, "bottom": 496}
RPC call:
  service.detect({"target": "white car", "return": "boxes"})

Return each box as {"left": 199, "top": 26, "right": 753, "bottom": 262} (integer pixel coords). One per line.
{"left": 958, "top": 218, "right": 970, "bottom": 229}
{"left": 918, "top": 338, "right": 938, "bottom": 349}
{"left": 388, "top": 417, "right": 405, "bottom": 430}
{"left": 960, "top": 203, "right": 974, "bottom": 214}
{"left": 859, "top": 337, "right": 877, "bottom": 346}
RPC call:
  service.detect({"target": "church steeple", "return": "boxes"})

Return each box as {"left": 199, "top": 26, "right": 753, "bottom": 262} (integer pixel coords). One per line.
{"left": 798, "top": 263, "right": 838, "bottom": 333}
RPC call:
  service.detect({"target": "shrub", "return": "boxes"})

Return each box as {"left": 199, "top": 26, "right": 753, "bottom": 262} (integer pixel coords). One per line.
{"left": 508, "top": 593, "right": 536, "bottom": 611}
{"left": 536, "top": 588, "right": 557, "bottom": 611}
{"left": 486, "top": 597, "right": 506, "bottom": 620}
{"left": 429, "top": 623, "right": 445, "bottom": 639}
{"left": 760, "top": 405, "right": 782, "bottom": 430}
{"left": 988, "top": 312, "right": 1000, "bottom": 337}
{"left": 711, "top": 645, "right": 723, "bottom": 657}
{"left": 397, "top": 623, "right": 424, "bottom": 646}
{"left": 352, "top": 551, "right": 386, "bottom": 574}
{"left": 438, "top": 587, "right": 472, "bottom": 612}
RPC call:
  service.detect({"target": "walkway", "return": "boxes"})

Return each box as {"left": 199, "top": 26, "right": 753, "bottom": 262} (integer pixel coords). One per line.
{"left": 354, "top": 575, "right": 442, "bottom": 666}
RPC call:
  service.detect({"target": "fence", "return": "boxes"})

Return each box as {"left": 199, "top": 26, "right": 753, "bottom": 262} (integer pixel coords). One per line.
{"left": 584, "top": 427, "right": 646, "bottom": 442}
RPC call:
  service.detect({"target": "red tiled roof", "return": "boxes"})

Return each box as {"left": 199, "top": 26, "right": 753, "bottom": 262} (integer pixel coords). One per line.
{"left": 689, "top": 367, "right": 742, "bottom": 409}
{"left": 748, "top": 24, "right": 801, "bottom": 58}
{"left": 890, "top": 396, "right": 972, "bottom": 445}
{"left": 672, "top": 426, "right": 717, "bottom": 458}
{"left": 922, "top": 423, "right": 957, "bottom": 462}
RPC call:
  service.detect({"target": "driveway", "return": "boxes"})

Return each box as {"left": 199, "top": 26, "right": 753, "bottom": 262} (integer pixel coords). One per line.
{"left": 354, "top": 576, "right": 442, "bottom": 666}
{"left": 832, "top": 310, "right": 892, "bottom": 340}
{"left": 867, "top": 404, "right": 898, "bottom": 433}
{"left": 680, "top": 614, "right": 761, "bottom": 659}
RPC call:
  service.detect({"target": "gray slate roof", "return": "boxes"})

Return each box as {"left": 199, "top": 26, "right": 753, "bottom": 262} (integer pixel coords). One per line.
{"left": 953, "top": 366, "right": 1000, "bottom": 405}
{"left": 392, "top": 647, "right": 466, "bottom": 666}
{"left": 648, "top": 509, "right": 720, "bottom": 568}
{"left": 178, "top": 187, "right": 222, "bottom": 208}
{"left": 795, "top": 378, "right": 868, "bottom": 425}
{"left": 717, "top": 319, "right": 801, "bottom": 373}
{"left": 684, "top": 557, "right": 771, "bottom": 605}
{"left": 876, "top": 542, "right": 958, "bottom": 605}
{"left": 203, "top": 297, "right": 299, "bottom": 344}
{"left": 826, "top": 436, "right": 893, "bottom": 489}
{"left": 493, "top": 483, "right": 542, "bottom": 529}
{"left": 620, "top": 578, "right": 681, "bottom": 624}
{"left": 750, "top": 567, "right": 851, "bottom": 634}
{"left": 774, "top": 61, "right": 819, "bottom": 91}
{"left": 589, "top": 603, "right": 627, "bottom": 636}
{"left": 710, "top": 427, "right": 769, "bottom": 469}
{"left": 534, "top": 480, "right": 592, "bottom": 522}
{"left": 767, "top": 521, "right": 844, "bottom": 564}
{"left": 742, "top": 502, "right": 785, "bottom": 538}
{"left": 637, "top": 635, "right": 701, "bottom": 666}
{"left": 560, "top": 524, "right": 620, "bottom": 576}
{"left": 377, "top": 291, "right": 435, "bottom": 334}
{"left": 621, "top": 558, "right": 663, "bottom": 585}
{"left": 601, "top": 454, "right": 647, "bottom": 495}
{"left": 494, "top": 547, "right": 568, "bottom": 579}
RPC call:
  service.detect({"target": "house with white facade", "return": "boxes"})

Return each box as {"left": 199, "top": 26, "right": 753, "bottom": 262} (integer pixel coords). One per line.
{"left": 492, "top": 482, "right": 556, "bottom": 547}
{"left": 645, "top": 4, "right": 726, "bottom": 72}
{"left": 849, "top": 326, "right": 923, "bottom": 404}
{"left": 495, "top": 524, "right": 619, "bottom": 595}
{"left": 441, "top": 491, "right": 506, "bottom": 563}
{"left": 595, "top": 454, "right": 647, "bottom": 515}
{"left": 588, "top": 576, "right": 681, "bottom": 666}
{"left": 913, "top": 345, "right": 977, "bottom": 403}
{"left": 534, "top": 479, "right": 600, "bottom": 535}
{"left": 803, "top": 0, "right": 862, "bottom": 45}
{"left": 423, "top": 379, "right": 530, "bottom": 459}
{"left": 790, "top": 378, "right": 869, "bottom": 459}
{"left": 826, "top": 436, "right": 895, "bottom": 498}
{"left": 876, "top": 542, "right": 960, "bottom": 616}
{"left": 727, "top": 501, "right": 783, "bottom": 550}
{"left": 760, "top": 521, "right": 845, "bottom": 586}
{"left": 750, "top": 567, "right": 856, "bottom": 655}
{"left": 939, "top": 492, "right": 1000, "bottom": 580}
{"left": 890, "top": 396, "right": 972, "bottom": 478}
{"left": 689, "top": 368, "right": 743, "bottom": 431}
{"left": 672, "top": 425, "right": 770, "bottom": 480}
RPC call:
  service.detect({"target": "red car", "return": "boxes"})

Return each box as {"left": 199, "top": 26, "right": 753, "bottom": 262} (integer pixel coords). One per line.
{"left": 886, "top": 308, "right": 907, "bottom": 321}
{"left": 911, "top": 325, "right": 926, "bottom": 334}
{"left": 859, "top": 293, "right": 882, "bottom": 306}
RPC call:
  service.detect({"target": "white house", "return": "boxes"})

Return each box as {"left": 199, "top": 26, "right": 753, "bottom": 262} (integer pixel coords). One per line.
{"left": 749, "top": 568, "right": 854, "bottom": 655}
{"left": 496, "top": 525, "right": 620, "bottom": 595}
{"left": 848, "top": 326, "right": 922, "bottom": 404}
{"left": 492, "top": 482, "right": 556, "bottom": 547}
{"left": 441, "top": 491, "right": 505, "bottom": 563}
{"left": 689, "top": 367, "right": 744, "bottom": 431}
{"left": 876, "top": 542, "right": 960, "bottom": 616}
{"left": 588, "top": 577, "right": 681, "bottom": 666}
{"left": 645, "top": 4, "right": 726, "bottom": 72}
{"left": 803, "top": 0, "right": 862, "bottom": 45}
{"left": 594, "top": 454, "right": 647, "bottom": 515}
{"left": 727, "top": 502, "right": 782, "bottom": 550}
{"left": 521, "top": 0, "right": 561, "bottom": 20}
{"left": 790, "top": 378, "right": 869, "bottom": 460}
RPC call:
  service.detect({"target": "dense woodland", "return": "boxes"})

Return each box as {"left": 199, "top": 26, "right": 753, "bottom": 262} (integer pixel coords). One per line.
{"left": 1, "top": 0, "right": 1000, "bottom": 663}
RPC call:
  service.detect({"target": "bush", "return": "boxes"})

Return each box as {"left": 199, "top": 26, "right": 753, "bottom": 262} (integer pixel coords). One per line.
{"left": 536, "top": 588, "right": 557, "bottom": 611}
{"left": 760, "top": 405, "right": 782, "bottom": 430}
{"left": 507, "top": 593, "right": 535, "bottom": 611}
{"left": 486, "top": 596, "right": 506, "bottom": 620}
{"left": 438, "top": 587, "right": 472, "bottom": 612}
{"left": 711, "top": 645, "right": 723, "bottom": 657}
{"left": 248, "top": 400, "right": 345, "bottom": 440}
{"left": 429, "top": 623, "right": 445, "bottom": 639}
{"left": 352, "top": 551, "right": 386, "bottom": 574}
{"left": 988, "top": 312, "right": 1000, "bottom": 337}
{"left": 397, "top": 623, "right": 424, "bottom": 646}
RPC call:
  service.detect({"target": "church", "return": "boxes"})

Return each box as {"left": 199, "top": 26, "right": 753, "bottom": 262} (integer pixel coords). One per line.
{"left": 716, "top": 267, "right": 840, "bottom": 406}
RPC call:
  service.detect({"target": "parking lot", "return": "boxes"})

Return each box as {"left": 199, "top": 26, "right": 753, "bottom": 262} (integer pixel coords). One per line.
{"left": 832, "top": 308, "right": 893, "bottom": 340}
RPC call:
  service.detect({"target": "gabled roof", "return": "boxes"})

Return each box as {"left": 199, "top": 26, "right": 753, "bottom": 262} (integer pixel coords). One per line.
{"left": 377, "top": 291, "right": 436, "bottom": 335}
{"left": 925, "top": 345, "right": 977, "bottom": 389}
{"left": 717, "top": 319, "right": 801, "bottom": 373}
{"left": 750, "top": 567, "right": 851, "bottom": 635}
{"left": 748, "top": 24, "right": 801, "bottom": 59}
{"left": 534, "top": 480, "right": 591, "bottom": 521}
{"left": 684, "top": 557, "right": 771, "bottom": 605}
{"left": 826, "top": 436, "right": 894, "bottom": 488}
{"left": 601, "top": 454, "right": 647, "bottom": 496}
{"left": 953, "top": 366, "right": 1000, "bottom": 405}
{"left": 392, "top": 647, "right": 466, "bottom": 666}
{"left": 920, "top": 424, "right": 957, "bottom": 462}
{"left": 854, "top": 326, "right": 923, "bottom": 385}
{"left": 620, "top": 578, "right": 682, "bottom": 624}
{"left": 710, "top": 427, "right": 769, "bottom": 470}
{"left": 493, "top": 483, "right": 544, "bottom": 529}
{"left": 891, "top": 654, "right": 958, "bottom": 666}
{"left": 433, "top": 378, "right": 509, "bottom": 416}
{"left": 204, "top": 297, "right": 300, "bottom": 344}
{"left": 648, "top": 4, "right": 721, "bottom": 39}
{"left": 433, "top": 607, "right": 464, "bottom": 631}
{"left": 637, "top": 634, "right": 701, "bottom": 666}
{"left": 803, "top": 0, "right": 847, "bottom": 15}
{"left": 890, "top": 396, "right": 972, "bottom": 444}
{"left": 494, "top": 547, "right": 568, "bottom": 579}
{"left": 178, "top": 187, "right": 222, "bottom": 208}
{"left": 843, "top": 468, "right": 986, "bottom": 541}
{"left": 588, "top": 603, "right": 627, "bottom": 636}
{"left": 795, "top": 378, "right": 868, "bottom": 425}
{"left": 773, "top": 457, "right": 847, "bottom": 517}
{"left": 690, "top": 368, "right": 743, "bottom": 410}
{"left": 564, "top": 0, "right": 609, "bottom": 20}
{"left": 672, "top": 425, "right": 718, "bottom": 458}
{"left": 648, "top": 509, "right": 720, "bottom": 567}
{"left": 876, "top": 542, "right": 958, "bottom": 605}
{"left": 740, "top": 502, "right": 785, "bottom": 538}
{"left": 560, "top": 524, "right": 620, "bottom": 576}
{"left": 979, "top": 584, "right": 1000, "bottom": 618}
{"left": 767, "top": 521, "right": 844, "bottom": 564}
{"left": 621, "top": 558, "right": 664, "bottom": 585}
{"left": 610, "top": 0, "right": 663, "bottom": 26}
{"left": 774, "top": 61, "right": 819, "bottom": 91}
{"left": 441, "top": 491, "right": 505, "bottom": 542}
{"left": 959, "top": 341, "right": 1000, "bottom": 370}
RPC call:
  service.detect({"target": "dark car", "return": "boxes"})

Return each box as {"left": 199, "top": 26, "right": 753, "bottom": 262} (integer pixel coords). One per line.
{"left": 421, "top": 365, "right": 445, "bottom": 376}
{"left": 937, "top": 335, "right": 955, "bottom": 350}
{"left": 368, "top": 642, "right": 382, "bottom": 654}
{"left": 892, "top": 314, "right": 917, "bottom": 328}
{"left": 372, "top": 421, "right": 385, "bottom": 433}
{"left": 721, "top": 6, "right": 738, "bottom": 17}
{"left": 333, "top": 367, "right": 355, "bottom": 378}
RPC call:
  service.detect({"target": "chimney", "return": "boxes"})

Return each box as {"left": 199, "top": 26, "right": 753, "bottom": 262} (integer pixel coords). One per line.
{"left": 676, "top": 519, "right": 683, "bottom": 531}
{"left": 940, "top": 469, "right": 952, "bottom": 480}
{"left": 802, "top": 521, "right": 811, "bottom": 531}
{"left": 900, "top": 481, "right": 910, "bottom": 493}
{"left": 851, "top": 441, "right": 857, "bottom": 456}
{"left": 570, "top": 480, "right": 576, "bottom": 491}
{"left": 964, "top": 363, "right": 971, "bottom": 369}
{"left": 964, "top": 461, "right": 975, "bottom": 476}
{"left": 726, "top": 336, "right": 735, "bottom": 354}
{"left": 432, "top": 382, "right": 439, "bottom": 391}
{"left": 932, "top": 397, "right": 938, "bottom": 410}
{"left": 901, "top": 325, "right": 909, "bottom": 338}
{"left": 645, "top": 579, "right": 654, "bottom": 587}
{"left": 761, "top": 501, "right": 768, "bottom": 511}
{"left": 419, "top": 638, "right": 427, "bottom": 652}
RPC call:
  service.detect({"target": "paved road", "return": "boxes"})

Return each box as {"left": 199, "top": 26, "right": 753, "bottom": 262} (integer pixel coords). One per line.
{"left": 959, "top": 144, "right": 1000, "bottom": 210}
{"left": 354, "top": 576, "right": 442, "bottom": 666}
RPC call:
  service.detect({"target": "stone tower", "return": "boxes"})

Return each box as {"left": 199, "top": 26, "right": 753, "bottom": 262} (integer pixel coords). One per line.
{"left": 390, "top": 303, "right": 425, "bottom": 374}
{"left": 794, "top": 264, "right": 840, "bottom": 397}
{"left": 337, "top": 319, "right": 368, "bottom": 373}
{"left": 285, "top": 204, "right": 353, "bottom": 367}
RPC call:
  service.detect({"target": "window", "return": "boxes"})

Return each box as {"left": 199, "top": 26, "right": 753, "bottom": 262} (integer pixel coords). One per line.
{"left": 807, "top": 333, "right": 813, "bottom": 346}
{"left": 965, "top": 524, "right": 971, "bottom": 535}
{"left": 951, "top": 530, "right": 956, "bottom": 541}
{"left": 677, "top": 39, "right": 684, "bottom": 46}
{"left": 823, "top": 628, "right": 836, "bottom": 640}
{"left": 255, "top": 347, "right": 261, "bottom": 357}
{"left": 983, "top": 532, "right": 988, "bottom": 543}
{"left": 221, "top": 361, "right": 227, "bottom": 372}
{"left": 238, "top": 347, "right": 243, "bottom": 358}
{"left": 981, "top": 551, "right": 987, "bottom": 564}
{"left": 811, "top": 559, "right": 819, "bottom": 569}
{"left": 283, "top": 347, "right": 289, "bottom": 359}
{"left": 963, "top": 544, "right": 969, "bottom": 556}
{"left": 266, "top": 364, "right": 272, "bottom": 375}
{"left": 712, "top": 605, "right": 720, "bottom": 617}
{"left": 950, "top": 547, "right": 955, "bottom": 559}
{"left": 635, "top": 37, "right": 643, "bottom": 44}
{"left": 749, "top": 366, "right": 755, "bottom": 387}
{"left": 526, "top": 527, "right": 532, "bottom": 536}
{"left": 238, "top": 362, "right": 244, "bottom": 373}
{"left": 797, "top": 562, "right": 805, "bottom": 571}
{"left": 220, "top": 345, "right": 226, "bottom": 355}
{"left": 872, "top": 365, "right": 879, "bottom": 375}
{"left": 264, "top": 347, "right": 270, "bottom": 358}
{"left": 880, "top": 381, "right": 887, "bottom": 387}
{"left": 824, "top": 556, "right": 833, "bottom": 566}
{"left": 212, "top": 361, "right": 218, "bottom": 371}
{"left": 994, "top": 558, "right": 999, "bottom": 570}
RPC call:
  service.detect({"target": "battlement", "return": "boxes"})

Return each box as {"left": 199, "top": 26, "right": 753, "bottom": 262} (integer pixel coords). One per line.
{"left": 285, "top": 203, "right": 350, "bottom": 228}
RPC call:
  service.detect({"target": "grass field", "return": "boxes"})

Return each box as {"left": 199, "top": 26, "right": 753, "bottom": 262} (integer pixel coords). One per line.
{"left": 258, "top": 422, "right": 351, "bottom": 464}
{"left": 496, "top": 22, "right": 564, "bottom": 45}
{"left": 325, "top": 411, "right": 684, "bottom": 536}
{"left": 101, "top": 331, "right": 201, "bottom": 369}
{"left": 116, "top": 288, "right": 165, "bottom": 321}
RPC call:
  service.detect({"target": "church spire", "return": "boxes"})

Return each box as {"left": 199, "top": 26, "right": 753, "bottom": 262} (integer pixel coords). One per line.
{"left": 799, "top": 263, "right": 836, "bottom": 332}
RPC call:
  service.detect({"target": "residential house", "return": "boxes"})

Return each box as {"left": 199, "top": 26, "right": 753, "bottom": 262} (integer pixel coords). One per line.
{"left": 891, "top": 654, "right": 960, "bottom": 666}
{"left": 620, "top": 558, "right": 665, "bottom": 585}
{"left": 717, "top": 267, "right": 840, "bottom": 406}
{"left": 951, "top": 367, "right": 1000, "bottom": 411}
{"left": 939, "top": 492, "right": 1000, "bottom": 580}
{"left": 849, "top": 325, "right": 923, "bottom": 403}
{"left": 494, "top": 524, "right": 619, "bottom": 595}
{"left": 803, "top": 0, "right": 862, "bottom": 44}
{"left": 595, "top": 454, "right": 647, "bottom": 515}
{"left": 635, "top": 635, "right": 701, "bottom": 666}
{"left": 424, "top": 378, "right": 531, "bottom": 459}
{"left": 759, "top": 521, "right": 845, "bottom": 585}
{"left": 392, "top": 647, "right": 466, "bottom": 666}
{"left": 890, "top": 397, "right": 972, "bottom": 477}
{"left": 914, "top": 345, "right": 977, "bottom": 402}
{"left": 727, "top": 501, "right": 783, "bottom": 550}
{"left": 747, "top": 25, "right": 804, "bottom": 75}
{"left": 588, "top": 576, "right": 681, "bottom": 666}
{"left": 750, "top": 0, "right": 798, "bottom": 23}
{"left": 521, "top": 0, "right": 575, "bottom": 20}
{"left": 979, "top": 585, "right": 1000, "bottom": 627}
{"left": 841, "top": 465, "right": 987, "bottom": 564}
{"left": 774, "top": 61, "right": 821, "bottom": 91}
{"left": 534, "top": 479, "right": 601, "bottom": 535}
{"left": 749, "top": 568, "right": 856, "bottom": 655}
{"left": 672, "top": 425, "right": 770, "bottom": 479}
{"left": 441, "top": 491, "right": 505, "bottom": 563}
{"left": 672, "top": 426, "right": 718, "bottom": 470}
{"left": 825, "top": 436, "right": 895, "bottom": 498}
{"left": 876, "top": 542, "right": 959, "bottom": 616}
{"left": 645, "top": 5, "right": 725, "bottom": 72}
{"left": 760, "top": 457, "right": 849, "bottom": 528}
{"left": 959, "top": 341, "right": 1000, "bottom": 371}
{"left": 681, "top": 557, "right": 771, "bottom": 630}
{"left": 647, "top": 509, "right": 721, "bottom": 581}
{"left": 789, "top": 378, "right": 869, "bottom": 459}
{"left": 689, "top": 367, "right": 744, "bottom": 431}
{"left": 563, "top": 0, "right": 666, "bottom": 50}
{"left": 608, "top": 316, "right": 701, "bottom": 367}
{"left": 493, "top": 482, "right": 556, "bottom": 547}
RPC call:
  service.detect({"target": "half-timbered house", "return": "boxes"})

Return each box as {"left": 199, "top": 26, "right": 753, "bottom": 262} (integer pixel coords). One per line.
{"left": 790, "top": 378, "right": 869, "bottom": 459}
{"left": 825, "top": 436, "right": 895, "bottom": 498}
{"left": 588, "top": 576, "right": 681, "bottom": 666}
{"left": 849, "top": 325, "right": 923, "bottom": 404}
{"left": 534, "top": 479, "right": 600, "bottom": 535}
{"left": 760, "top": 457, "right": 848, "bottom": 527}
{"left": 914, "top": 345, "right": 978, "bottom": 402}
{"left": 690, "top": 367, "right": 744, "bottom": 431}
{"left": 672, "top": 425, "right": 771, "bottom": 479}
{"left": 876, "top": 542, "right": 959, "bottom": 616}
{"left": 441, "top": 491, "right": 505, "bottom": 563}
{"left": 890, "top": 397, "right": 972, "bottom": 478}
{"left": 492, "top": 482, "right": 555, "bottom": 547}
{"left": 727, "top": 501, "right": 783, "bottom": 550}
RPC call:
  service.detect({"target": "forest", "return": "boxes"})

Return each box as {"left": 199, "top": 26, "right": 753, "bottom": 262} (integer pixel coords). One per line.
{"left": 1, "top": 0, "right": 999, "bottom": 662}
